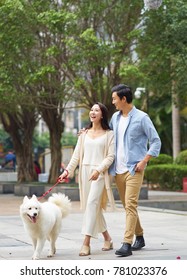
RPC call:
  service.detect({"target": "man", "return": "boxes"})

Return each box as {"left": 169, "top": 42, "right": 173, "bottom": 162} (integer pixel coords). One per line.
{"left": 109, "top": 84, "right": 161, "bottom": 257}
{"left": 4, "top": 150, "right": 16, "bottom": 171}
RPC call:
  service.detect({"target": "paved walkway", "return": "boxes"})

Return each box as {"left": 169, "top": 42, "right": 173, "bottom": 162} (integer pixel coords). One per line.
{"left": 0, "top": 191, "right": 187, "bottom": 260}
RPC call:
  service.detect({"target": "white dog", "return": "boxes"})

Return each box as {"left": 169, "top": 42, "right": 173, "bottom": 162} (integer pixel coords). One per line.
{"left": 20, "top": 193, "right": 71, "bottom": 260}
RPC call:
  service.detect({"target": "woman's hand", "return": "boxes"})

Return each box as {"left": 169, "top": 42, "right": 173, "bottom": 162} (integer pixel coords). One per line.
{"left": 58, "top": 170, "right": 69, "bottom": 182}
{"left": 89, "top": 170, "right": 100, "bottom": 181}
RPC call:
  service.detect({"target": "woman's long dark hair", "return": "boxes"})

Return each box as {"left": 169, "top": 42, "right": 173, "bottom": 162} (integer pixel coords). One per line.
{"left": 86, "top": 102, "right": 111, "bottom": 130}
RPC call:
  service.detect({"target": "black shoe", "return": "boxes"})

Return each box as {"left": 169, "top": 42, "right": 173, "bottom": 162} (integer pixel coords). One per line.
{"left": 115, "top": 243, "right": 132, "bottom": 257}
{"left": 131, "top": 236, "right": 145, "bottom": 251}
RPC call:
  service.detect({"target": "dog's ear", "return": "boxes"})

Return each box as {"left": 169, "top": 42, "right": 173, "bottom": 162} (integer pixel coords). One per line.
{"left": 32, "top": 194, "right": 38, "bottom": 201}
{"left": 23, "top": 196, "right": 29, "bottom": 203}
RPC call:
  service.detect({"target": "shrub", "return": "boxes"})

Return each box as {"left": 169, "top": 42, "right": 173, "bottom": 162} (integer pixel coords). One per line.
{"left": 148, "top": 154, "right": 173, "bottom": 165}
{"left": 145, "top": 164, "right": 187, "bottom": 191}
{"left": 174, "top": 150, "right": 187, "bottom": 165}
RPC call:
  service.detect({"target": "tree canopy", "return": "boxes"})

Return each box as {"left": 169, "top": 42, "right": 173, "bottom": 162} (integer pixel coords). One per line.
{"left": 0, "top": 0, "right": 187, "bottom": 181}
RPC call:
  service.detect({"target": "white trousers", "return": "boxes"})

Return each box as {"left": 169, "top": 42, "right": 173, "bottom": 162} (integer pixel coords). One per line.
{"left": 81, "top": 165, "right": 107, "bottom": 238}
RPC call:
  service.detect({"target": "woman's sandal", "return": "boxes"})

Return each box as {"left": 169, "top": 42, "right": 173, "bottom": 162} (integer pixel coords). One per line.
{"left": 102, "top": 240, "right": 113, "bottom": 251}
{"left": 79, "top": 245, "right": 90, "bottom": 256}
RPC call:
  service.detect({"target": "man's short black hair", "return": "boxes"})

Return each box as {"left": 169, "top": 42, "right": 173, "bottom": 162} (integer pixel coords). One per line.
{"left": 111, "top": 84, "right": 133, "bottom": 103}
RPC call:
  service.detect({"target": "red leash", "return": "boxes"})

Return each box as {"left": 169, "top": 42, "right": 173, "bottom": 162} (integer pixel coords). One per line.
{"left": 38, "top": 179, "right": 60, "bottom": 201}
{"left": 38, "top": 169, "right": 69, "bottom": 200}
{"left": 38, "top": 177, "right": 68, "bottom": 201}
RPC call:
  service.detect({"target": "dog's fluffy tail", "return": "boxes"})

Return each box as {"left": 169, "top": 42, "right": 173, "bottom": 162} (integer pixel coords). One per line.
{"left": 48, "top": 193, "right": 71, "bottom": 218}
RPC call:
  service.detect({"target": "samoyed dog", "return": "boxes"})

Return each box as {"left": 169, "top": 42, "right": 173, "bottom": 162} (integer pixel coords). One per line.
{"left": 20, "top": 193, "right": 71, "bottom": 260}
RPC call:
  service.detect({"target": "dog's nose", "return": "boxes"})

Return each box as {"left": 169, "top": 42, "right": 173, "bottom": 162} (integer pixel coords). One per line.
{"left": 33, "top": 213, "right": 37, "bottom": 216}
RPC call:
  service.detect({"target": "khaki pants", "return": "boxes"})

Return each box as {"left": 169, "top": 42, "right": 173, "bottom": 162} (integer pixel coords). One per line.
{"left": 115, "top": 171, "right": 144, "bottom": 244}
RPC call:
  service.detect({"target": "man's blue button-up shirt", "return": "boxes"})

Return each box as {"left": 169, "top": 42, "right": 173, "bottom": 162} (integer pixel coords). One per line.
{"left": 109, "top": 106, "right": 161, "bottom": 176}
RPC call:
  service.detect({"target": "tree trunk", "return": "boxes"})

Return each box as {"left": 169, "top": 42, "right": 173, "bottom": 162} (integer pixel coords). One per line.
{"left": 171, "top": 80, "right": 181, "bottom": 159}
{"left": 48, "top": 127, "right": 62, "bottom": 183}
{"left": 41, "top": 108, "right": 64, "bottom": 183}
{"left": 15, "top": 133, "right": 37, "bottom": 183}
{"left": 0, "top": 111, "right": 37, "bottom": 182}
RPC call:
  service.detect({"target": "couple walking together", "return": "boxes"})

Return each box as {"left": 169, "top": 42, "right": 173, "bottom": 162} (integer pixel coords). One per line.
{"left": 59, "top": 84, "right": 161, "bottom": 257}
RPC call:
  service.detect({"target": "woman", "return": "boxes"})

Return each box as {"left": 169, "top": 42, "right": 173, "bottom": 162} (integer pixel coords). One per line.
{"left": 58, "top": 102, "right": 115, "bottom": 256}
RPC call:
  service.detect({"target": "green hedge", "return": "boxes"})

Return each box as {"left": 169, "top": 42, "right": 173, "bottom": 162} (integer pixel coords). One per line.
{"left": 145, "top": 164, "right": 187, "bottom": 191}
{"left": 148, "top": 154, "right": 173, "bottom": 165}
{"left": 174, "top": 150, "right": 187, "bottom": 165}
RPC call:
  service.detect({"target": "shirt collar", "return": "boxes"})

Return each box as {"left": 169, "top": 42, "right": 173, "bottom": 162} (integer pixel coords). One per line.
{"left": 118, "top": 105, "right": 136, "bottom": 117}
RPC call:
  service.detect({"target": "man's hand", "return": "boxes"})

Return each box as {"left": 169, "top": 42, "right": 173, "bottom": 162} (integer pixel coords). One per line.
{"left": 135, "top": 160, "right": 147, "bottom": 172}
{"left": 77, "top": 127, "right": 86, "bottom": 136}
